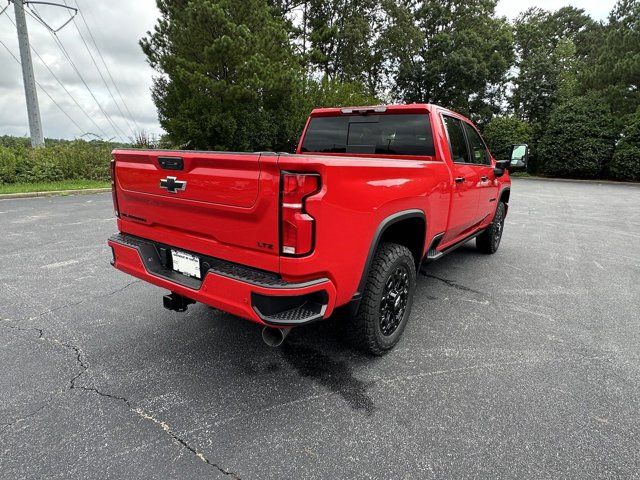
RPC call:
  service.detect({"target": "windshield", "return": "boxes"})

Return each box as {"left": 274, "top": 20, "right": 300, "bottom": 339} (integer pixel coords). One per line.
{"left": 300, "top": 114, "right": 435, "bottom": 156}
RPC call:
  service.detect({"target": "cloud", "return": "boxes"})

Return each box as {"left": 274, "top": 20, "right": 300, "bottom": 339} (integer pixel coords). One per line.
{"left": 0, "top": 0, "right": 621, "bottom": 141}
{"left": 496, "top": 0, "right": 617, "bottom": 21}
{"left": 0, "top": 0, "right": 160, "bottom": 142}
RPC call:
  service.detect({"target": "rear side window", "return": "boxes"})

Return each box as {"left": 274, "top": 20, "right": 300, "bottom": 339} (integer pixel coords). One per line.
{"left": 443, "top": 116, "right": 470, "bottom": 164}
{"left": 301, "top": 114, "right": 435, "bottom": 156}
{"left": 463, "top": 122, "right": 491, "bottom": 165}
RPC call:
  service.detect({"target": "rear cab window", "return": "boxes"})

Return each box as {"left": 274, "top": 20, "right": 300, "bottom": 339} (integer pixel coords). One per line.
{"left": 443, "top": 114, "right": 491, "bottom": 165}
{"left": 443, "top": 116, "right": 471, "bottom": 164}
{"left": 300, "top": 114, "right": 435, "bottom": 157}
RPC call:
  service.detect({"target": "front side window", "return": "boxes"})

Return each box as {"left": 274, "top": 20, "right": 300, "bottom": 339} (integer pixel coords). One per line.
{"left": 463, "top": 122, "right": 491, "bottom": 165}
{"left": 443, "top": 116, "right": 470, "bottom": 164}
{"left": 301, "top": 114, "right": 435, "bottom": 156}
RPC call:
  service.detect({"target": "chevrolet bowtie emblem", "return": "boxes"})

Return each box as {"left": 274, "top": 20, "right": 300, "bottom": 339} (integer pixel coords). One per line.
{"left": 160, "top": 176, "right": 187, "bottom": 193}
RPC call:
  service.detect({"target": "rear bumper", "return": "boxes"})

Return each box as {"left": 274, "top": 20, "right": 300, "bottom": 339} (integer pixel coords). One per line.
{"left": 108, "top": 233, "right": 336, "bottom": 326}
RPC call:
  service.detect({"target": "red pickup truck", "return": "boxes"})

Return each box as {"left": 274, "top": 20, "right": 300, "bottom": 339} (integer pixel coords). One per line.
{"left": 108, "top": 104, "right": 525, "bottom": 354}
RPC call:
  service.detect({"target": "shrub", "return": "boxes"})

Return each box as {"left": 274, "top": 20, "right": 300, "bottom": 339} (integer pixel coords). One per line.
{"left": 610, "top": 110, "right": 640, "bottom": 181}
{"left": 0, "top": 138, "right": 113, "bottom": 184}
{"left": 76, "top": 142, "right": 112, "bottom": 181}
{"left": 0, "top": 136, "right": 30, "bottom": 149}
{"left": 0, "top": 147, "right": 19, "bottom": 184}
{"left": 482, "top": 117, "right": 531, "bottom": 161}
{"left": 537, "top": 96, "right": 619, "bottom": 178}
{"left": 29, "top": 147, "right": 67, "bottom": 182}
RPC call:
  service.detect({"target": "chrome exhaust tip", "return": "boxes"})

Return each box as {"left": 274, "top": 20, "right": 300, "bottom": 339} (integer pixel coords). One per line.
{"left": 261, "top": 326, "right": 291, "bottom": 347}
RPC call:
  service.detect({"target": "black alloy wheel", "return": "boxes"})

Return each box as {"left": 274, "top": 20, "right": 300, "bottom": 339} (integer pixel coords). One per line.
{"left": 477, "top": 202, "right": 506, "bottom": 254}
{"left": 379, "top": 265, "right": 410, "bottom": 336}
{"left": 348, "top": 242, "right": 417, "bottom": 355}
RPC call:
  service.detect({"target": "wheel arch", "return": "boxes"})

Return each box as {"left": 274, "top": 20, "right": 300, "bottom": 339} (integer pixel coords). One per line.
{"left": 499, "top": 187, "right": 510, "bottom": 204}
{"left": 356, "top": 209, "right": 427, "bottom": 297}
{"left": 499, "top": 187, "right": 510, "bottom": 216}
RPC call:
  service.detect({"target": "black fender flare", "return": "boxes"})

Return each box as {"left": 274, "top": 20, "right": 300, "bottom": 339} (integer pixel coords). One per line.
{"left": 498, "top": 186, "right": 511, "bottom": 217}
{"left": 354, "top": 209, "right": 426, "bottom": 301}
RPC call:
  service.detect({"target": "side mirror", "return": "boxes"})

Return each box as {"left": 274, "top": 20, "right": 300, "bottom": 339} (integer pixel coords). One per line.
{"left": 494, "top": 160, "right": 510, "bottom": 177}
{"left": 508, "top": 144, "right": 528, "bottom": 172}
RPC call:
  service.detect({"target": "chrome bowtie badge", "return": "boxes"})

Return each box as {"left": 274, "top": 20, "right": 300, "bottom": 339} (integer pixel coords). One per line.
{"left": 160, "top": 176, "right": 187, "bottom": 193}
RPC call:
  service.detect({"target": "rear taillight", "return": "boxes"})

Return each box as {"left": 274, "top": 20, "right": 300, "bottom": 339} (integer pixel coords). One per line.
{"left": 280, "top": 172, "right": 320, "bottom": 256}
{"left": 110, "top": 158, "right": 120, "bottom": 217}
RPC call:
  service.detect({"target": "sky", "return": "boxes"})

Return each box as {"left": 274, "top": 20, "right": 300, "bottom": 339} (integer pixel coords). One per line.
{"left": 0, "top": 1, "right": 160, "bottom": 142}
{"left": 0, "top": 0, "right": 619, "bottom": 142}
{"left": 495, "top": 0, "right": 615, "bottom": 21}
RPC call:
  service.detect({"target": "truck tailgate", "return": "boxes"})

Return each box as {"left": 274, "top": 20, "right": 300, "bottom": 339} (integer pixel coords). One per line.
{"left": 112, "top": 149, "right": 280, "bottom": 272}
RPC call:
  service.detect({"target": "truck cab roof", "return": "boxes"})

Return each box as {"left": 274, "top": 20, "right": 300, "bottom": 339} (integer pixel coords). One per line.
{"left": 310, "top": 104, "right": 433, "bottom": 117}
{"left": 309, "top": 103, "right": 473, "bottom": 125}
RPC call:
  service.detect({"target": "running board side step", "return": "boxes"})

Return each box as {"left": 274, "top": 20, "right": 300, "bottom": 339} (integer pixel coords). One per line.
{"left": 425, "top": 233, "right": 445, "bottom": 261}
{"left": 422, "top": 229, "right": 486, "bottom": 266}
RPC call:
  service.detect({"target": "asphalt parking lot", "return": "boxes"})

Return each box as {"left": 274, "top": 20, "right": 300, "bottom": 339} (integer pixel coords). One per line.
{"left": 1, "top": 178, "right": 639, "bottom": 479}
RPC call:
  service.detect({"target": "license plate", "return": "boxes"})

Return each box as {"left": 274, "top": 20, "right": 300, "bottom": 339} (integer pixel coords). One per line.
{"left": 171, "top": 249, "right": 201, "bottom": 279}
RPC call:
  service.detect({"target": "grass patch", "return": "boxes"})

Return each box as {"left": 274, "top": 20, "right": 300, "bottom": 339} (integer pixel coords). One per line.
{"left": 510, "top": 172, "right": 532, "bottom": 177}
{"left": 0, "top": 179, "right": 110, "bottom": 195}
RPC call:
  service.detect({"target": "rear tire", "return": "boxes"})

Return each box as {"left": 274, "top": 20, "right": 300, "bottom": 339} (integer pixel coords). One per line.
{"left": 348, "top": 242, "right": 417, "bottom": 355}
{"left": 476, "top": 201, "right": 506, "bottom": 254}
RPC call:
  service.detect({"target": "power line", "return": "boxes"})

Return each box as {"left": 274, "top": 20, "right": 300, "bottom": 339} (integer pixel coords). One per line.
{"left": 26, "top": 7, "right": 129, "bottom": 141}
{"left": 71, "top": 0, "right": 141, "bottom": 132}
{"left": 0, "top": 36, "right": 85, "bottom": 135}
{"left": 25, "top": 6, "right": 129, "bottom": 141}
{"left": 24, "top": 0, "right": 78, "bottom": 33}
{"left": 2, "top": 9, "right": 110, "bottom": 139}
{"left": 50, "top": 32, "right": 128, "bottom": 141}
{"left": 60, "top": 0, "right": 136, "bottom": 138}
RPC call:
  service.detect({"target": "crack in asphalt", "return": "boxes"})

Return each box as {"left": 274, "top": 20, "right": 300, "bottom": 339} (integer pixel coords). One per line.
{"left": 23, "top": 281, "right": 142, "bottom": 322}
{"left": 1, "top": 404, "right": 48, "bottom": 429}
{"left": 1, "top": 321, "right": 45, "bottom": 339}
{"left": 133, "top": 408, "right": 240, "bottom": 479}
{"left": 421, "top": 273, "right": 488, "bottom": 296}
{"left": 93, "top": 280, "right": 141, "bottom": 299}
{"left": 28, "top": 301, "right": 85, "bottom": 321}
{"left": 2, "top": 320, "right": 240, "bottom": 479}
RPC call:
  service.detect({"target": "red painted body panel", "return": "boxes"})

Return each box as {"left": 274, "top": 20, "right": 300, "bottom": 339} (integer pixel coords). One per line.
{"left": 108, "top": 239, "right": 336, "bottom": 325}
{"left": 277, "top": 154, "right": 451, "bottom": 306}
{"left": 112, "top": 150, "right": 281, "bottom": 272}
{"left": 109, "top": 104, "right": 511, "bottom": 322}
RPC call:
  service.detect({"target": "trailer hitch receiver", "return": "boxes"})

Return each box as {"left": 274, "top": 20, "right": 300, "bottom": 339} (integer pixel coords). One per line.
{"left": 163, "top": 292, "right": 195, "bottom": 312}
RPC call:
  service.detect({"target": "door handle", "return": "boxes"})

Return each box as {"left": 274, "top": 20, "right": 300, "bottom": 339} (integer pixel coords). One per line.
{"left": 480, "top": 176, "right": 489, "bottom": 182}
{"left": 455, "top": 177, "right": 465, "bottom": 184}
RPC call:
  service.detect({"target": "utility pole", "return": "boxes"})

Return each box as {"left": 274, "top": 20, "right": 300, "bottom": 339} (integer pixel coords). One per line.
{"left": 12, "top": 0, "right": 44, "bottom": 147}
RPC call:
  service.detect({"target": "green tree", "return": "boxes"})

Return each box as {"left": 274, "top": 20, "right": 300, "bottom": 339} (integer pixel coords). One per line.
{"left": 511, "top": 7, "right": 596, "bottom": 125}
{"left": 272, "top": 0, "right": 384, "bottom": 92}
{"left": 302, "top": 78, "right": 378, "bottom": 110}
{"left": 381, "top": 0, "right": 513, "bottom": 124}
{"left": 482, "top": 117, "right": 531, "bottom": 160}
{"left": 610, "top": 108, "right": 640, "bottom": 181}
{"left": 554, "top": 38, "right": 580, "bottom": 101}
{"left": 583, "top": 0, "right": 640, "bottom": 117}
{"left": 141, "top": 0, "right": 303, "bottom": 151}
{"left": 537, "top": 96, "right": 618, "bottom": 178}
{"left": 285, "top": 77, "right": 379, "bottom": 145}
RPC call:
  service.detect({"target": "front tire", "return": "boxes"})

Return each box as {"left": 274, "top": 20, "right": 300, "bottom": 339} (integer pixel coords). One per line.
{"left": 476, "top": 201, "right": 506, "bottom": 254}
{"left": 348, "top": 242, "right": 417, "bottom": 355}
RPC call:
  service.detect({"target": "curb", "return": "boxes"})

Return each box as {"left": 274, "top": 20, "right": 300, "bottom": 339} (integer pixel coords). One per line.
{"left": 512, "top": 176, "right": 640, "bottom": 187}
{"left": 0, "top": 187, "right": 111, "bottom": 200}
